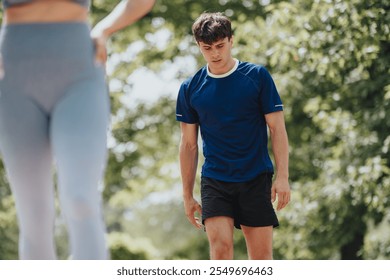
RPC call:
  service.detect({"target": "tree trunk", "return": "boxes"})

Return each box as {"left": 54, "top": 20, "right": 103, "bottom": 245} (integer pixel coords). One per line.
{"left": 340, "top": 231, "right": 365, "bottom": 260}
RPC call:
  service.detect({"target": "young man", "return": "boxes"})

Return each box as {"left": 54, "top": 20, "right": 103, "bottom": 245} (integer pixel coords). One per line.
{"left": 176, "top": 12, "right": 290, "bottom": 260}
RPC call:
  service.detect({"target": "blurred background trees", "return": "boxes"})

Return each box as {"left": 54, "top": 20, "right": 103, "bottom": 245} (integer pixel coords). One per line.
{"left": 0, "top": 0, "right": 389, "bottom": 259}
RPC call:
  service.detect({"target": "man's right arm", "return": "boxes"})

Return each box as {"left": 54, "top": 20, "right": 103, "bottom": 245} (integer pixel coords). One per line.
{"left": 179, "top": 122, "right": 202, "bottom": 229}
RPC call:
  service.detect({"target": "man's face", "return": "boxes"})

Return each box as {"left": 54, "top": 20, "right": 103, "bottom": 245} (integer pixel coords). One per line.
{"left": 198, "top": 37, "right": 234, "bottom": 75}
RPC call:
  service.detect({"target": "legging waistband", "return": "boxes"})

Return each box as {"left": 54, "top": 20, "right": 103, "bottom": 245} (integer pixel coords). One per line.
{"left": 0, "top": 22, "right": 94, "bottom": 61}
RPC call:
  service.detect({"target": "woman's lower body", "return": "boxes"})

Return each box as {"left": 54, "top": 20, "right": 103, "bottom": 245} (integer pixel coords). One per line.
{"left": 0, "top": 22, "right": 110, "bottom": 259}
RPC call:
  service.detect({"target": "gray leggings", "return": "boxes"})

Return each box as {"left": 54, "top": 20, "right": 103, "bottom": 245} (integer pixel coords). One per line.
{"left": 0, "top": 23, "right": 109, "bottom": 259}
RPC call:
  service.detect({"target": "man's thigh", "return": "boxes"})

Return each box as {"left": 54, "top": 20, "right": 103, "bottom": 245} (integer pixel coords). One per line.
{"left": 241, "top": 225, "right": 273, "bottom": 260}
{"left": 205, "top": 216, "right": 234, "bottom": 240}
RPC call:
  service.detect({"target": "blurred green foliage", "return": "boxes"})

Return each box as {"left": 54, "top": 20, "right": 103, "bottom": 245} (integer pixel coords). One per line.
{"left": 0, "top": 0, "right": 389, "bottom": 259}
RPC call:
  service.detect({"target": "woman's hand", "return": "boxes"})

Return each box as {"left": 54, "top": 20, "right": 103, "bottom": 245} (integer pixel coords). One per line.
{"left": 91, "top": 31, "right": 108, "bottom": 66}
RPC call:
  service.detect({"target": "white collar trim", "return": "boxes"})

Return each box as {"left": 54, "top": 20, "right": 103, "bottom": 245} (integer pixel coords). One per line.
{"left": 207, "top": 58, "right": 239, "bottom": 78}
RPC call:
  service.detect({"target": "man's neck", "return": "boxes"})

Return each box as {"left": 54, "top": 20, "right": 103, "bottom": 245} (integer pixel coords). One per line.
{"left": 207, "top": 58, "right": 238, "bottom": 77}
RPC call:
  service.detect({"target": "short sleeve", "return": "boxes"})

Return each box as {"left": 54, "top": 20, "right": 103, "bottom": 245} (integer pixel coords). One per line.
{"left": 176, "top": 81, "right": 199, "bottom": 124}
{"left": 259, "top": 67, "right": 284, "bottom": 114}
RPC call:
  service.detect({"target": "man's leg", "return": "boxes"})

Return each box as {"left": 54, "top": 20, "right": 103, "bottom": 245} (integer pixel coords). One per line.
{"left": 241, "top": 225, "right": 273, "bottom": 260}
{"left": 205, "top": 216, "right": 234, "bottom": 260}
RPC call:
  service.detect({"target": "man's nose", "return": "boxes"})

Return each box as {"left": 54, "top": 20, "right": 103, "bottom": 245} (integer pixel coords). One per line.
{"left": 211, "top": 48, "right": 219, "bottom": 56}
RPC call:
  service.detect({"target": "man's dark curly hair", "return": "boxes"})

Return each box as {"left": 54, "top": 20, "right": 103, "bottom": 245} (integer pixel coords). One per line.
{"left": 192, "top": 12, "right": 233, "bottom": 45}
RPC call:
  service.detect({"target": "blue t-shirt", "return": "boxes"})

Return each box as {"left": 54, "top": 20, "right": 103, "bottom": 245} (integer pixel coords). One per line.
{"left": 176, "top": 59, "right": 283, "bottom": 182}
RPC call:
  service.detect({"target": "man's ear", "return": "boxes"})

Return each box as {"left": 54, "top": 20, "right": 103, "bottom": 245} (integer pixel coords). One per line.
{"left": 229, "top": 35, "right": 234, "bottom": 46}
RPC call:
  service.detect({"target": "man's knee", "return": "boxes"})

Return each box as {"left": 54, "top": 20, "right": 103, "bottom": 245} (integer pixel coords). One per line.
{"left": 251, "top": 249, "right": 273, "bottom": 260}
{"left": 209, "top": 238, "right": 233, "bottom": 259}
{"left": 207, "top": 231, "right": 234, "bottom": 259}
{"left": 205, "top": 216, "right": 234, "bottom": 259}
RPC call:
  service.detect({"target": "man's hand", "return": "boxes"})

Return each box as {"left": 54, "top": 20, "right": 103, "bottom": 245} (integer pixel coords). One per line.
{"left": 271, "top": 177, "right": 291, "bottom": 211}
{"left": 183, "top": 196, "right": 203, "bottom": 229}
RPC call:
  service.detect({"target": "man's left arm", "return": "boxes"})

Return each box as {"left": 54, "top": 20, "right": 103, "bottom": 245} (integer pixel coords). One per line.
{"left": 265, "top": 111, "right": 291, "bottom": 211}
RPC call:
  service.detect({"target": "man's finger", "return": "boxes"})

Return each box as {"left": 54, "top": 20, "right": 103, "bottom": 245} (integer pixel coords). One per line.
{"left": 271, "top": 186, "right": 276, "bottom": 203}
{"left": 196, "top": 203, "right": 202, "bottom": 215}
{"left": 277, "top": 192, "right": 290, "bottom": 210}
{"left": 189, "top": 215, "right": 202, "bottom": 229}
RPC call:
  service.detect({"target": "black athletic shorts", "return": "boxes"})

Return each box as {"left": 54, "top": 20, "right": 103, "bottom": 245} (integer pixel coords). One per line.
{"left": 201, "top": 172, "right": 279, "bottom": 229}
